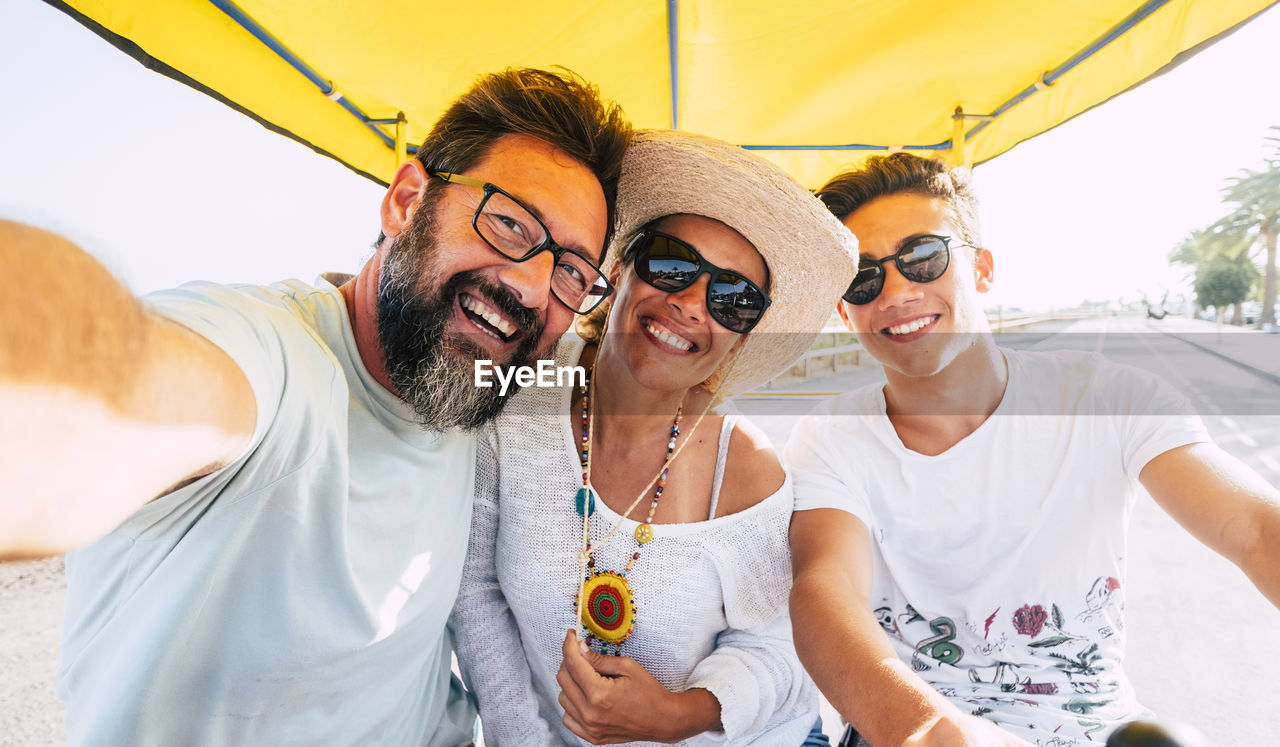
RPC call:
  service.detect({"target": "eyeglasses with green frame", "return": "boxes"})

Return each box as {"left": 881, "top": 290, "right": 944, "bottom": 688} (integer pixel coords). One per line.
{"left": 431, "top": 172, "right": 613, "bottom": 314}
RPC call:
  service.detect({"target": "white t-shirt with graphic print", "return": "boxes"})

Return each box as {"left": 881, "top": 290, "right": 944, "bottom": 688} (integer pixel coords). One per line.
{"left": 785, "top": 348, "right": 1209, "bottom": 746}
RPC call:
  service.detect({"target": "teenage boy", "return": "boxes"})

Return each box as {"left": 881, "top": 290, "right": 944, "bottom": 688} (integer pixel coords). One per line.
{"left": 785, "top": 153, "right": 1280, "bottom": 746}
{"left": 0, "top": 68, "right": 629, "bottom": 744}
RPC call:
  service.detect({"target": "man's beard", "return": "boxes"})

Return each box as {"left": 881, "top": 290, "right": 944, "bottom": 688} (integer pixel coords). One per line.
{"left": 376, "top": 196, "right": 547, "bottom": 430}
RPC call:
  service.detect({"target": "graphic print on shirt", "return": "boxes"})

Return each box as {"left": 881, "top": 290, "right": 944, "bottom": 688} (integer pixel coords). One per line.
{"left": 874, "top": 605, "right": 902, "bottom": 639}
{"left": 911, "top": 615, "right": 963, "bottom": 670}
{"left": 983, "top": 607, "right": 1001, "bottom": 638}
{"left": 967, "top": 661, "right": 1059, "bottom": 695}
{"left": 1016, "top": 603, "right": 1086, "bottom": 651}
{"left": 1002, "top": 600, "right": 1112, "bottom": 722}
{"left": 967, "top": 607, "right": 1013, "bottom": 656}
{"left": 882, "top": 578, "right": 1127, "bottom": 743}
{"left": 1076, "top": 576, "right": 1122, "bottom": 641}
{"left": 967, "top": 603, "right": 1076, "bottom": 697}
{"left": 1064, "top": 695, "right": 1109, "bottom": 741}
{"left": 1049, "top": 633, "right": 1113, "bottom": 739}
{"left": 972, "top": 630, "right": 1010, "bottom": 657}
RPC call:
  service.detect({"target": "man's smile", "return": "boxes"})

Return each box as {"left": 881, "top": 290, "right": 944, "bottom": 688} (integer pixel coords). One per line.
{"left": 459, "top": 292, "right": 519, "bottom": 343}
{"left": 881, "top": 313, "right": 939, "bottom": 340}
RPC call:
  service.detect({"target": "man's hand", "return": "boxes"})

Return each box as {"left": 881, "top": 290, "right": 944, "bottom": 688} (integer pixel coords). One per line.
{"left": 904, "top": 712, "right": 1033, "bottom": 746}
{"left": 1, "top": 220, "right": 254, "bottom": 558}
{"left": 556, "top": 629, "right": 720, "bottom": 744}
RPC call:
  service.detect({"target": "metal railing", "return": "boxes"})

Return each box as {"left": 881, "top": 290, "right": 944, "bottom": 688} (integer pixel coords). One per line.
{"left": 779, "top": 310, "right": 1112, "bottom": 381}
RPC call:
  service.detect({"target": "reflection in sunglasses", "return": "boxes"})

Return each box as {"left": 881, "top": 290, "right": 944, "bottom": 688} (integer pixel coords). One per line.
{"left": 629, "top": 229, "right": 772, "bottom": 333}
{"left": 843, "top": 234, "right": 959, "bottom": 306}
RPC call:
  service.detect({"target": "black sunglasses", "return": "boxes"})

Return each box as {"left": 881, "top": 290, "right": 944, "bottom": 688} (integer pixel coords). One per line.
{"left": 627, "top": 230, "right": 772, "bottom": 334}
{"left": 843, "top": 234, "right": 969, "bottom": 305}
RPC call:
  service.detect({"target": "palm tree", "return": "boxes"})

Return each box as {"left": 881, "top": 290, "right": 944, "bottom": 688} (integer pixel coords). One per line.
{"left": 1213, "top": 126, "right": 1280, "bottom": 327}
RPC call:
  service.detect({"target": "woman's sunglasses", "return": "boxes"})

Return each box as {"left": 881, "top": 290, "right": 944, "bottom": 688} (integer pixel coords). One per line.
{"left": 627, "top": 230, "right": 772, "bottom": 334}
{"left": 843, "top": 234, "right": 966, "bottom": 305}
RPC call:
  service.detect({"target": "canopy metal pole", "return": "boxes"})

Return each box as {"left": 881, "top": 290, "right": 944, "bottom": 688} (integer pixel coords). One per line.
{"left": 962, "top": 0, "right": 1170, "bottom": 145}
{"left": 951, "top": 108, "right": 998, "bottom": 167}
{"left": 208, "top": 0, "right": 398, "bottom": 150}
{"left": 395, "top": 112, "right": 407, "bottom": 167}
{"left": 952, "top": 107, "right": 967, "bottom": 168}
{"left": 667, "top": 0, "right": 680, "bottom": 129}
{"left": 743, "top": 0, "right": 1174, "bottom": 160}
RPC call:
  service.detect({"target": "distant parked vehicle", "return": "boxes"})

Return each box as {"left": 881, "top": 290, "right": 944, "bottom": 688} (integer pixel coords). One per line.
{"left": 1240, "top": 302, "right": 1280, "bottom": 325}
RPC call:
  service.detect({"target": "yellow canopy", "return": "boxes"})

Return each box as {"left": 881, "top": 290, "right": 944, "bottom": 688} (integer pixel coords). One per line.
{"left": 49, "top": 0, "right": 1277, "bottom": 187}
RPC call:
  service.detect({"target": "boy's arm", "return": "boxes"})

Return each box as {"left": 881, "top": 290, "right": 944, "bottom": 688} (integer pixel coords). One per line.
{"left": 1140, "top": 442, "right": 1280, "bottom": 608}
{"left": 0, "top": 220, "right": 254, "bottom": 558}
{"left": 789, "top": 508, "right": 1029, "bottom": 746}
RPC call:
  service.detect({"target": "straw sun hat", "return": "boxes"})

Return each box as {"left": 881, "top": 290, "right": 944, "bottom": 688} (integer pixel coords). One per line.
{"left": 594, "top": 129, "right": 859, "bottom": 397}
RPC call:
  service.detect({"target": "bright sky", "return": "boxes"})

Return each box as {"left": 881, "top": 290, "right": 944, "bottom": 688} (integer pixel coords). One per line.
{"left": 2, "top": 1, "right": 1279, "bottom": 311}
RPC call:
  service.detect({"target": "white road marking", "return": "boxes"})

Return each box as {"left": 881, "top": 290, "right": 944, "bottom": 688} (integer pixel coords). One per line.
{"left": 1135, "top": 329, "right": 1192, "bottom": 389}
{"left": 1217, "top": 431, "right": 1260, "bottom": 448}
{"left": 1261, "top": 455, "right": 1280, "bottom": 473}
{"left": 1220, "top": 417, "right": 1239, "bottom": 431}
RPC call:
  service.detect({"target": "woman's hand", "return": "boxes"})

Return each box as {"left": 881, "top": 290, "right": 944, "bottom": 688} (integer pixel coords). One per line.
{"left": 556, "top": 630, "right": 721, "bottom": 744}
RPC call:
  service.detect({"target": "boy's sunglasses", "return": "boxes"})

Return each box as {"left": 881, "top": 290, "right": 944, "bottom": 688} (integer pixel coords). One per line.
{"left": 627, "top": 230, "right": 772, "bottom": 334}
{"left": 843, "top": 234, "right": 967, "bottom": 305}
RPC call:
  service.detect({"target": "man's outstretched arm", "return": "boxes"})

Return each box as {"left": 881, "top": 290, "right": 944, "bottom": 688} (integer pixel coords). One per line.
{"left": 0, "top": 220, "right": 254, "bottom": 558}
{"left": 1141, "top": 442, "right": 1280, "bottom": 608}
{"left": 789, "top": 509, "right": 1029, "bottom": 746}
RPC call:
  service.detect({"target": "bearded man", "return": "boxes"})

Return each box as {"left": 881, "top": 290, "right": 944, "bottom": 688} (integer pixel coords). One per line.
{"left": 0, "top": 67, "right": 630, "bottom": 745}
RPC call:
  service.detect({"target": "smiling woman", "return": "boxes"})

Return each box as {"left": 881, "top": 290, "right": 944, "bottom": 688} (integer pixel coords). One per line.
{"left": 449, "top": 129, "right": 858, "bottom": 746}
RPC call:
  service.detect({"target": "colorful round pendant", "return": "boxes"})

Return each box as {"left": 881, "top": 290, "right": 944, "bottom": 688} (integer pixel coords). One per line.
{"left": 578, "top": 571, "right": 635, "bottom": 644}
{"left": 633, "top": 523, "right": 653, "bottom": 544}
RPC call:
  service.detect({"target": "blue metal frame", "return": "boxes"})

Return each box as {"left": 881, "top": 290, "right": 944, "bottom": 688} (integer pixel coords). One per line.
{"left": 208, "top": 0, "right": 400, "bottom": 150}
{"left": 961, "top": 0, "right": 1171, "bottom": 145}
{"left": 209, "top": 0, "right": 1175, "bottom": 159}
{"left": 746, "top": 0, "right": 1172, "bottom": 155}
{"left": 667, "top": 0, "right": 680, "bottom": 129}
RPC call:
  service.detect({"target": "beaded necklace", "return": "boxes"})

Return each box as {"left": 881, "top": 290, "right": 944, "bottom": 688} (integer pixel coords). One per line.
{"left": 574, "top": 367, "right": 685, "bottom": 655}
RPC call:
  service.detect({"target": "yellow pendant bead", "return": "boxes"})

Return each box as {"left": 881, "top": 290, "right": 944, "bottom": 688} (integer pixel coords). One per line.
{"left": 634, "top": 523, "right": 654, "bottom": 544}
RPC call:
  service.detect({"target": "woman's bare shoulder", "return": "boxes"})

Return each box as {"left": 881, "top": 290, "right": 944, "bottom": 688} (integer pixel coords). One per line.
{"left": 713, "top": 417, "right": 786, "bottom": 518}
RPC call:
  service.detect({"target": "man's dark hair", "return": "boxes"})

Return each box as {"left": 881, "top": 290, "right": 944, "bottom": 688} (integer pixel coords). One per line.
{"left": 815, "top": 152, "right": 982, "bottom": 248}
{"left": 411, "top": 67, "right": 632, "bottom": 256}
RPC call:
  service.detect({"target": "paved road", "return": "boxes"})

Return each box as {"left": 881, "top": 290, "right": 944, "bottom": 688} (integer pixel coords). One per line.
{"left": 736, "top": 316, "right": 1280, "bottom": 745}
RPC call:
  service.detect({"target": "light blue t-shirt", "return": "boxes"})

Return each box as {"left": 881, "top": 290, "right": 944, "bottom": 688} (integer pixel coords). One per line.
{"left": 58, "top": 278, "right": 478, "bottom": 746}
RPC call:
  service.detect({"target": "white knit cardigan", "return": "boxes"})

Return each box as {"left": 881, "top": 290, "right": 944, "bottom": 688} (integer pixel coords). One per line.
{"left": 450, "top": 339, "right": 817, "bottom": 746}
